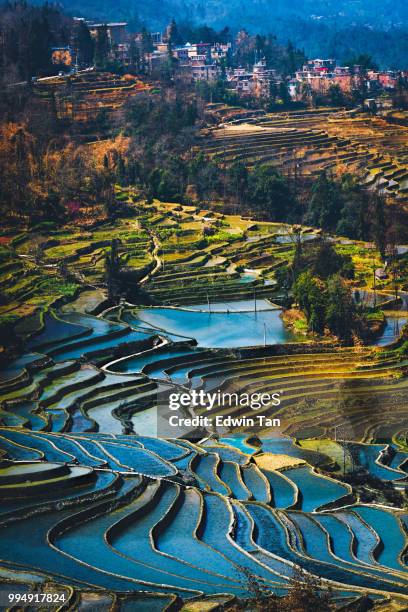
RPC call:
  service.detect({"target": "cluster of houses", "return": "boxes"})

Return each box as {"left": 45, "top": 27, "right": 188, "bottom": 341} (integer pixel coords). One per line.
{"left": 51, "top": 20, "right": 406, "bottom": 101}
{"left": 148, "top": 39, "right": 231, "bottom": 81}
{"left": 225, "top": 59, "right": 281, "bottom": 99}
{"left": 289, "top": 58, "right": 404, "bottom": 99}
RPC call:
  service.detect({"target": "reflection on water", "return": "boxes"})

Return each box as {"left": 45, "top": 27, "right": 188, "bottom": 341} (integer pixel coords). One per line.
{"left": 373, "top": 316, "right": 407, "bottom": 346}
{"left": 135, "top": 306, "right": 304, "bottom": 348}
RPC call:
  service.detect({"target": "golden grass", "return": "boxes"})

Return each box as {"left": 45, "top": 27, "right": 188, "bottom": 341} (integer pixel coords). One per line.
{"left": 254, "top": 452, "right": 305, "bottom": 471}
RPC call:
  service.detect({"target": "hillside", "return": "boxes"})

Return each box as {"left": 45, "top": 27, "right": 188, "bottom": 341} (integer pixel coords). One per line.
{"left": 43, "top": 0, "right": 408, "bottom": 68}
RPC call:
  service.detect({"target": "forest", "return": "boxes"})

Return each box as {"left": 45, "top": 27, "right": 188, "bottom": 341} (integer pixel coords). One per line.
{"left": 32, "top": 0, "right": 408, "bottom": 68}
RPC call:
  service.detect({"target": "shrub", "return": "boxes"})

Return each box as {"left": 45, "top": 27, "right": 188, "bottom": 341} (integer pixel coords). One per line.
{"left": 0, "top": 246, "right": 11, "bottom": 262}
{"left": 31, "top": 221, "right": 57, "bottom": 232}
{"left": 39, "top": 279, "right": 78, "bottom": 297}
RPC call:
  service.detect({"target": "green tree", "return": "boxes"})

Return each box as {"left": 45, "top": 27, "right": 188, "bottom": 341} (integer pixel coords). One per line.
{"left": 326, "top": 274, "right": 355, "bottom": 340}
{"left": 328, "top": 84, "right": 345, "bottom": 106}
{"left": 168, "top": 19, "right": 183, "bottom": 46}
{"left": 105, "top": 238, "right": 121, "bottom": 302}
{"left": 369, "top": 193, "right": 387, "bottom": 258}
{"left": 346, "top": 54, "right": 379, "bottom": 71}
{"left": 228, "top": 161, "right": 248, "bottom": 208}
{"left": 335, "top": 174, "right": 367, "bottom": 240}
{"left": 306, "top": 171, "right": 343, "bottom": 231}
{"left": 248, "top": 164, "right": 293, "bottom": 220}
{"left": 94, "top": 25, "right": 110, "bottom": 68}
{"left": 279, "top": 81, "right": 291, "bottom": 105}
{"left": 129, "top": 40, "right": 141, "bottom": 70}
{"left": 141, "top": 28, "right": 153, "bottom": 54}
{"left": 74, "top": 20, "right": 94, "bottom": 66}
{"left": 12, "top": 127, "right": 33, "bottom": 217}
{"left": 293, "top": 271, "right": 326, "bottom": 334}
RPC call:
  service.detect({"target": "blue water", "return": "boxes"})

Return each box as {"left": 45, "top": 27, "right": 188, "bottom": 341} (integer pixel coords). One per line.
{"left": 260, "top": 437, "right": 318, "bottom": 463}
{"left": 354, "top": 505, "right": 406, "bottom": 571}
{"left": 0, "top": 471, "right": 115, "bottom": 516}
{"left": 220, "top": 462, "right": 251, "bottom": 500}
{"left": 284, "top": 466, "right": 348, "bottom": 512}
{"left": 136, "top": 437, "right": 187, "bottom": 461}
{"left": 202, "top": 443, "right": 249, "bottom": 465}
{"left": 336, "top": 511, "right": 378, "bottom": 565}
{"left": 112, "top": 350, "right": 193, "bottom": 374}
{"left": 247, "top": 504, "right": 404, "bottom": 594}
{"left": 200, "top": 492, "right": 280, "bottom": 584}
{"left": 220, "top": 435, "right": 258, "bottom": 455}
{"left": 231, "top": 502, "right": 291, "bottom": 584}
{"left": 314, "top": 513, "right": 355, "bottom": 564}
{"left": 187, "top": 299, "right": 275, "bottom": 312}
{"left": 8, "top": 402, "right": 46, "bottom": 431}
{"left": 193, "top": 454, "right": 229, "bottom": 495}
{"left": 0, "top": 483, "right": 144, "bottom": 591}
{"left": 28, "top": 313, "right": 88, "bottom": 350}
{"left": 157, "top": 487, "right": 240, "bottom": 582}
{"left": 288, "top": 513, "right": 335, "bottom": 564}
{"left": 0, "top": 353, "right": 44, "bottom": 383}
{"left": 241, "top": 464, "right": 270, "bottom": 502}
{"left": 0, "top": 430, "right": 75, "bottom": 463}
{"left": 353, "top": 444, "right": 404, "bottom": 480}
{"left": 135, "top": 307, "right": 302, "bottom": 348}
{"left": 50, "top": 330, "right": 149, "bottom": 362}
{"left": 58, "top": 481, "right": 222, "bottom": 596}
{"left": 99, "top": 441, "right": 176, "bottom": 477}
{"left": 262, "top": 469, "right": 297, "bottom": 509}
{"left": 374, "top": 316, "right": 407, "bottom": 346}
{"left": 0, "top": 433, "right": 43, "bottom": 461}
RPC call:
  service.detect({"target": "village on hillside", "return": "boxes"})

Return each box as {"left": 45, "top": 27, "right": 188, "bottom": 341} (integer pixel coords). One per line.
{"left": 46, "top": 18, "right": 407, "bottom": 107}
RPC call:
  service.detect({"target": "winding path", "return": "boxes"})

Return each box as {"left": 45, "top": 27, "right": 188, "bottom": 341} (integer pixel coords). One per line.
{"left": 139, "top": 232, "right": 162, "bottom": 285}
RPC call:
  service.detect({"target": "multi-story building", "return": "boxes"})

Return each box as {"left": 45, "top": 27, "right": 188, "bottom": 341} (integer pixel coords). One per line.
{"left": 252, "top": 58, "right": 278, "bottom": 98}
{"left": 87, "top": 22, "right": 128, "bottom": 45}
{"left": 226, "top": 59, "right": 279, "bottom": 99}
{"left": 172, "top": 42, "right": 222, "bottom": 82}
{"left": 146, "top": 50, "right": 169, "bottom": 73}
{"left": 293, "top": 59, "right": 406, "bottom": 98}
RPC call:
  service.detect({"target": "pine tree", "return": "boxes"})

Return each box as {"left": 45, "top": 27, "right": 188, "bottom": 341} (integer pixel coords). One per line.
{"left": 74, "top": 20, "right": 94, "bottom": 66}
{"left": 94, "top": 25, "right": 110, "bottom": 69}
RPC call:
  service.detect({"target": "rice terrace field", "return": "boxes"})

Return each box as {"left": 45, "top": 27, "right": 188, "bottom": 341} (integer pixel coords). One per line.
{"left": 2, "top": 184, "right": 408, "bottom": 609}
{"left": 203, "top": 106, "right": 408, "bottom": 203}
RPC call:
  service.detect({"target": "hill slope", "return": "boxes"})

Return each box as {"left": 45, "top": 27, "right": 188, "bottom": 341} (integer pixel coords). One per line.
{"left": 52, "top": 0, "right": 408, "bottom": 67}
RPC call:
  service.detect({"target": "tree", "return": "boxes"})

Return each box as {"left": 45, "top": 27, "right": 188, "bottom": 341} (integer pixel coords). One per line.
{"left": 268, "top": 80, "right": 278, "bottom": 105}
{"left": 369, "top": 192, "right": 387, "bottom": 258}
{"left": 105, "top": 239, "right": 121, "bottom": 302}
{"left": 393, "top": 76, "right": 408, "bottom": 110}
{"left": 94, "top": 25, "right": 110, "bottom": 69}
{"left": 11, "top": 127, "right": 33, "bottom": 217}
{"left": 129, "top": 40, "right": 141, "bottom": 71}
{"left": 141, "top": 28, "right": 153, "bottom": 54}
{"left": 228, "top": 161, "right": 248, "bottom": 209}
{"left": 346, "top": 54, "right": 379, "bottom": 72}
{"left": 293, "top": 271, "right": 326, "bottom": 334}
{"left": 306, "top": 171, "right": 343, "bottom": 232}
{"left": 285, "top": 567, "right": 335, "bottom": 611}
{"left": 335, "top": 174, "right": 367, "bottom": 240}
{"left": 74, "top": 20, "right": 94, "bottom": 66}
{"left": 326, "top": 275, "right": 355, "bottom": 341}
{"left": 278, "top": 81, "right": 291, "bottom": 106}
{"left": 29, "top": 16, "right": 53, "bottom": 76}
{"left": 328, "top": 84, "right": 345, "bottom": 107}
{"left": 167, "top": 19, "right": 183, "bottom": 46}
{"left": 248, "top": 164, "right": 293, "bottom": 220}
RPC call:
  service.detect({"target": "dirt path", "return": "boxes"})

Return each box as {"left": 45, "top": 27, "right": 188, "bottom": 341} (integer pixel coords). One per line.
{"left": 139, "top": 232, "right": 162, "bottom": 285}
